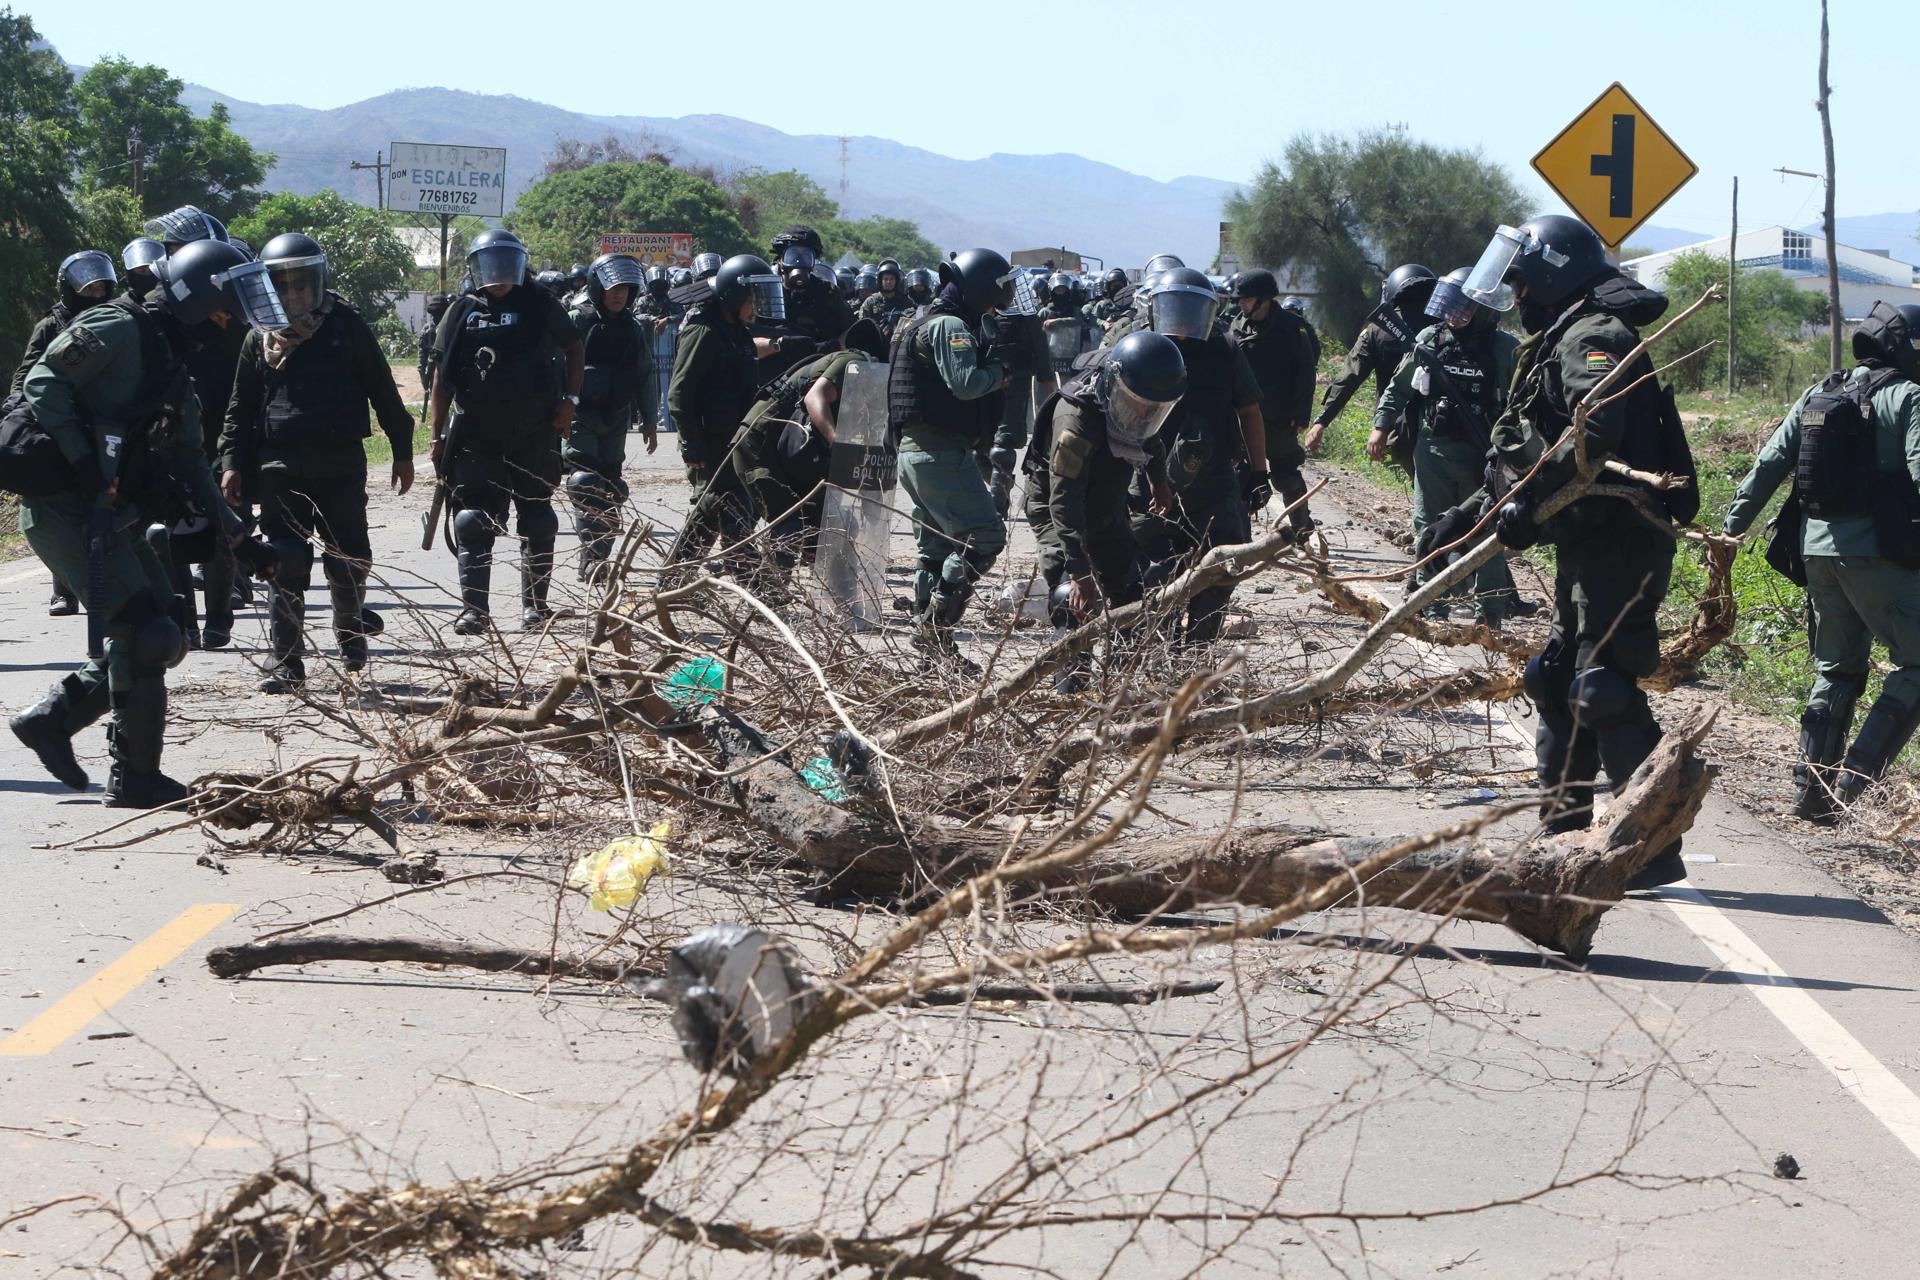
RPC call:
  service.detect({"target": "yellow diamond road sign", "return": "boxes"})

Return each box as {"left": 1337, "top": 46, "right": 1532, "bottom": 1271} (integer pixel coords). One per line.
{"left": 1531, "top": 82, "right": 1698, "bottom": 250}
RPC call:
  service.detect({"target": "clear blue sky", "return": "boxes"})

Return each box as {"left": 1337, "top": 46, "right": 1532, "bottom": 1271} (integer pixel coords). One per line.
{"left": 25, "top": 0, "right": 1918, "bottom": 233}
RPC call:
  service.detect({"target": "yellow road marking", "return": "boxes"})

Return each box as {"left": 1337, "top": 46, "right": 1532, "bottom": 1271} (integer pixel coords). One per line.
{"left": 0, "top": 904, "right": 238, "bottom": 1056}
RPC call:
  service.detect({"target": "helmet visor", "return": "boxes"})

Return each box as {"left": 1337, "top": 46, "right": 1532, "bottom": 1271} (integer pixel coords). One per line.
{"left": 1463, "top": 227, "right": 1525, "bottom": 311}
{"left": 61, "top": 251, "right": 117, "bottom": 296}
{"left": 213, "top": 261, "right": 291, "bottom": 333}
{"left": 1148, "top": 286, "right": 1218, "bottom": 340}
{"left": 748, "top": 274, "right": 787, "bottom": 322}
{"left": 1103, "top": 373, "right": 1180, "bottom": 462}
{"left": 1001, "top": 270, "right": 1039, "bottom": 316}
{"left": 593, "top": 255, "right": 645, "bottom": 292}
{"left": 692, "top": 252, "right": 722, "bottom": 280}
{"left": 1425, "top": 278, "right": 1476, "bottom": 327}
{"left": 266, "top": 255, "right": 327, "bottom": 317}
{"left": 121, "top": 239, "right": 165, "bottom": 272}
{"left": 470, "top": 243, "right": 528, "bottom": 289}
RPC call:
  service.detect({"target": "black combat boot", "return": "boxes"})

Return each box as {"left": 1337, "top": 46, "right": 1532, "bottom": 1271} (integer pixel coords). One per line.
{"left": 9, "top": 688, "right": 89, "bottom": 790}
{"left": 1834, "top": 695, "right": 1920, "bottom": 808}
{"left": 330, "top": 580, "right": 368, "bottom": 674}
{"left": 259, "top": 585, "right": 307, "bottom": 693}
{"left": 103, "top": 764, "right": 190, "bottom": 809}
{"left": 48, "top": 583, "right": 77, "bottom": 616}
{"left": 1791, "top": 701, "right": 1855, "bottom": 824}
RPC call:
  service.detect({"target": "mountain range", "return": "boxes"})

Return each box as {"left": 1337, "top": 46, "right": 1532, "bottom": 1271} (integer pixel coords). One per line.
{"left": 173, "top": 83, "right": 1239, "bottom": 269}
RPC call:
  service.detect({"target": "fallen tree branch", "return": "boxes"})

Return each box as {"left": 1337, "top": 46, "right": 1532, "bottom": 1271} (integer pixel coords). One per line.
{"left": 205, "top": 937, "right": 646, "bottom": 983}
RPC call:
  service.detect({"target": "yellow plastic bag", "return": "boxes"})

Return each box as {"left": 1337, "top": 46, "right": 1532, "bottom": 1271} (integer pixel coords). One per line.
{"left": 568, "top": 820, "right": 672, "bottom": 911}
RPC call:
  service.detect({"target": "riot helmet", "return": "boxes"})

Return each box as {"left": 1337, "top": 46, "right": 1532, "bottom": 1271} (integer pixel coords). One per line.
{"left": 905, "top": 267, "right": 935, "bottom": 305}
{"left": 938, "top": 248, "right": 1019, "bottom": 318}
{"left": 1148, "top": 267, "right": 1220, "bottom": 340}
{"left": 1853, "top": 301, "right": 1920, "bottom": 380}
{"left": 535, "top": 269, "right": 566, "bottom": 296}
{"left": 669, "top": 267, "right": 693, "bottom": 287}
{"left": 425, "top": 294, "right": 452, "bottom": 321}
{"left": 713, "top": 254, "right": 784, "bottom": 321}
{"left": 1228, "top": 269, "right": 1279, "bottom": 303}
{"left": 154, "top": 238, "right": 264, "bottom": 327}
{"left": 121, "top": 238, "right": 166, "bottom": 274}
{"left": 57, "top": 250, "right": 118, "bottom": 311}
{"left": 692, "top": 252, "right": 723, "bottom": 281}
{"left": 1094, "top": 331, "right": 1187, "bottom": 463}
{"left": 1047, "top": 271, "right": 1074, "bottom": 307}
{"left": 588, "top": 252, "right": 644, "bottom": 311}
{"left": 855, "top": 268, "right": 879, "bottom": 298}
{"left": 1101, "top": 267, "right": 1127, "bottom": 298}
{"left": 876, "top": 258, "right": 902, "bottom": 295}
{"left": 1380, "top": 263, "right": 1437, "bottom": 312}
{"left": 146, "top": 205, "right": 229, "bottom": 252}
{"left": 769, "top": 224, "right": 825, "bottom": 258}
{"left": 1144, "top": 253, "right": 1185, "bottom": 276}
{"left": 811, "top": 259, "right": 839, "bottom": 292}
{"left": 259, "top": 232, "right": 328, "bottom": 318}
{"left": 567, "top": 261, "right": 590, "bottom": 292}
{"left": 1463, "top": 215, "right": 1609, "bottom": 315}
{"left": 1282, "top": 296, "right": 1308, "bottom": 316}
{"left": 468, "top": 230, "right": 530, "bottom": 292}
{"left": 836, "top": 266, "right": 859, "bottom": 296}
{"left": 644, "top": 265, "right": 671, "bottom": 299}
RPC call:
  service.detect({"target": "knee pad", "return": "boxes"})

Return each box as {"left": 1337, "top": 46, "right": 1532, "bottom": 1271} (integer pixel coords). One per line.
{"left": 565, "top": 470, "right": 609, "bottom": 504}
{"left": 453, "top": 508, "right": 495, "bottom": 551}
{"left": 117, "top": 590, "right": 184, "bottom": 672}
{"left": 517, "top": 502, "right": 560, "bottom": 542}
{"left": 143, "top": 523, "right": 170, "bottom": 558}
{"left": 962, "top": 544, "right": 999, "bottom": 582}
{"left": 1569, "top": 666, "right": 1645, "bottom": 728}
{"left": 269, "top": 537, "right": 314, "bottom": 590}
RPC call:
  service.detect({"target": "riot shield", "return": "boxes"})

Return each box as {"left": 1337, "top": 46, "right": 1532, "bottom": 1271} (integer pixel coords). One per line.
{"left": 814, "top": 360, "right": 896, "bottom": 629}
{"left": 652, "top": 319, "right": 678, "bottom": 433}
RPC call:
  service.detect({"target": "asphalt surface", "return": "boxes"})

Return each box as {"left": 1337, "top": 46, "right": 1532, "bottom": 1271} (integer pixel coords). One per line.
{"left": 2, "top": 442, "right": 1918, "bottom": 1279}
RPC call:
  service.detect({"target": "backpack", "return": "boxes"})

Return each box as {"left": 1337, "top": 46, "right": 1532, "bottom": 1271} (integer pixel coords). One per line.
{"left": 1793, "top": 370, "right": 1882, "bottom": 520}
{"left": 0, "top": 393, "right": 86, "bottom": 497}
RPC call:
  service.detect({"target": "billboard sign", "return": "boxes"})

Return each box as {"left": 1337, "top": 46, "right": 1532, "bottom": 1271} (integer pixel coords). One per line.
{"left": 597, "top": 233, "right": 695, "bottom": 268}
{"left": 388, "top": 143, "right": 508, "bottom": 218}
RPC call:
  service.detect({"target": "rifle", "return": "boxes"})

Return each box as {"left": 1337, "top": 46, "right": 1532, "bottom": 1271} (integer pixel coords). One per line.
{"left": 420, "top": 409, "right": 459, "bottom": 552}
{"left": 86, "top": 434, "right": 125, "bottom": 659}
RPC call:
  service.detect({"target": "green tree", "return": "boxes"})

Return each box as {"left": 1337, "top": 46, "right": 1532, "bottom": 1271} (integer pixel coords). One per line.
{"left": 728, "top": 167, "right": 839, "bottom": 242}
{"left": 73, "top": 58, "right": 272, "bottom": 222}
{"left": 822, "top": 216, "right": 941, "bottom": 267}
{"left": 507, "top": 162, "right": 755, "bottom": 268}
{"left": 0, "top": 8, "right": 81, "bottom": 355}
{"left": 77, "top": 186, "right": 144, "bottom": 255}
{"left": 231, "top": 190, "right": 416, "bottom": 321}
{"left": 1655, "top": 249, "right": 1828, "bottom": 391}
{"left": 1225, "top": 128, "right": 1527, "bottom": 343}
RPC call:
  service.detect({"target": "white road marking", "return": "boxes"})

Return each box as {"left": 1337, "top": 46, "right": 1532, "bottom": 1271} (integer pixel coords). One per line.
{"left": 1490, "top": 702, "right": 1920, "bottom": 1163}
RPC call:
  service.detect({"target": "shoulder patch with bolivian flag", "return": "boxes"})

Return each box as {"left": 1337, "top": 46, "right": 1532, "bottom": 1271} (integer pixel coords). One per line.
{"left": 1584, "top": 350, "right": 1614, "bottom": 372}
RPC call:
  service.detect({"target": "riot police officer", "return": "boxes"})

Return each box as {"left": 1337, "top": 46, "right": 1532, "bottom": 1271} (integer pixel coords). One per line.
{"left": 1038, "top": 272, "right": 1090, "bottom": 380}
{"left": 14, "top": 251, "right": 120, "bottom": 617}
{"left": 145, "top": 205, "right": 228, "bottom": 253}
{"left": 768, "top": 226, "right": 854, "bottom": 357}
{"left": 904, "top": 268, "right": 935, "bottom": 308}
{"left": 1227, "top": 269, "right": 1317, "bottom": 543}
{"left": 858, "top": 258, "right": 914, "bottom": 339}
{"left": 666, "top": 254, "right": 783, "bottom": 573}
{"left": 566, "top": 262, "right": 590, "bottom": 299}
{"left": 428, "top": 229, "right": 585, "bottom": 634}
{"left": 692, "top": 252, "right": 723, "bottom": 282}
{"left": 1084, "top": 268, "right": 1132, "bottom": 333}
{"left": 978, "top": 271, "right": 1054, "bottom": 519}
{"left": 1374, "top": 267, "right": 1520, "bottom": 624}
{"left": 1306, "top": 264, "right": 1436, "bottom": 456}
{"left": 417, "top": 295, "right": 450, "bottom": 403}
{"left": 220, "top": 232, "right": 416, "bottom": 691}
{"left": 536, "top": 269, "right": 567, "bottom": 300}
{"left": 7, "top": 239, "right": 273, "bottom": 807}
{"left": 887, "top": 248, "right": 1017, "bottom": 668}
{"left": 1131, "top": 266, "right": 1268, "bottom": 646}
{"left": 1444, "top": 214, "right": 1691, "bottom": 888}
{"left": 1036, "top": 332, "right": 1184, "bottom": 692}
{"left": 563, "top": 253, "right": 656, "bottom": 583}
{"left": 633, "top": 266, "right": 681, "bottom": 435}
{"left": 1725, "top": 301, "right": 1920, "bottom": 822}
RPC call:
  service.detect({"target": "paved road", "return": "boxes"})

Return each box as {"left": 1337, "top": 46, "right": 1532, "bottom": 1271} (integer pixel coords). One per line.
{"left": 2, "top": 445, "right": 1917, "bottom": 1278}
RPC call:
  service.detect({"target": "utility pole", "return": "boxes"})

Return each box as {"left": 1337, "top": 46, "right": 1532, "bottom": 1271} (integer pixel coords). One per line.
{"left": 1727, "top": 175, "right": 1738, "bottom": 394}
{"left": 127, "top": 135, "right": 143, "bottom": 213}
{"left": 1817, "top": 0, "right": 1842, "bottom": 373}
{"left": 351, "top": 149, "right": 392, "bottom": 209}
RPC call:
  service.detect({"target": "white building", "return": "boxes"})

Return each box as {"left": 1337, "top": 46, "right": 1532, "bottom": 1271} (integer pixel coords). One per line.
{"left": 1623, "top": 225, "right": 1920, "bottom": 319}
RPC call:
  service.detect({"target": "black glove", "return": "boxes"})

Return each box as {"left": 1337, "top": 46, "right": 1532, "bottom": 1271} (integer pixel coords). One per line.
{"left": 777, "top": 335, "right": 819, "bottom": 359}
{"left": 989, "top": 466, "right": 1014, "bottom": 519}
{"left": 234, "top": 535, "right": 279, "bottom": 578}
{"left": 988, "top": 444, "right": 1018, "bottom": 473}
{"left": 1416, "top": 503, "right": 1477, "bottom": 562}
{"left": 1495, "top": 498, "right": 1539, "bottom": 551}
{"left": 1240, "top": 464, "right": 1273, "bottom": 513}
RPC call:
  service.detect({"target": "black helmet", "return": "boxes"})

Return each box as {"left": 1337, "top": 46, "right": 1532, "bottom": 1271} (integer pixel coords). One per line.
{"left": 1101, "top": 267, "right": 1127, "bottom": 298}
{"left": 1047, "top": 271, "right": 1073, "bottom": 301}
{"left": 1095, "top": 331, "right": 1187, "bottom": 462}
{"left": 644, "top": 264, "right": 671, "bottom": 296}
{"left": 692, "top": 251, "right": 723, "bottom": 281}
{"left": 568, "top": 261, "right": 590, "bottom": 289}
{"left": 836, "top": 266, "right": 858, "bottom": 294}
{"left": 588, "top": 253, "right": 644, "bottom": 309}
{"left": 425, "top": 293, "right": 451, "bottom": 320}
{"left": 1227, "top": 269, "right": 1279, "bottom": 302}
{"left": 468, "top": 229, "right": 530, "bottom": 290}
{"left": 536, "top": 269, "right": 565, "bottom": 294}
{"left": 260, "top": 232, "right": 328, "bottom": 315}
{"left": 1425, "top": 267, "right": 1489, "bottom": 329}
{"left": 669, "top": 267, "right": 693, "bottom": 287}
{"left": 855, "top": 268, "right": 879, "bottom": 296}
{"left": 770, "top": 225, "right": 825, "bottom": 257}
{"left": 938, "top": 247, "right": 1018, "bottom": 318}
{"left": 121, "top": 238, "right": 165, "bottom": 274}
{"left": 713, "top": 253, "right": 784, "bottom": 321}
{"left": 57, "top": 250, "right": 118, "bottom": 312}
{"left": 152, "top": 238, "right": 253, "bottom": 326}
{"left": 1144, "top": 253, "right": 1184, "bottom": 276}
{"left": 1853, "top": 301, "right": 1920, "bottom": 378}
{"left": 905, "top": 267, "right": 935, "bottom": 302}
{"left": 1147, "top": 266, "right": 1220, "bottom": 340}
{"left": 146, "top": 205, "right": 229, "bottom": 250}
{"left": 1380, "top": 263, "right": 1437, "bottom": 309}
{"left": 1464, "top": 215, "right": 1610, "bottom": 314}
{"left": 876, "top": 258, "right": 902, "bottom": 290}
